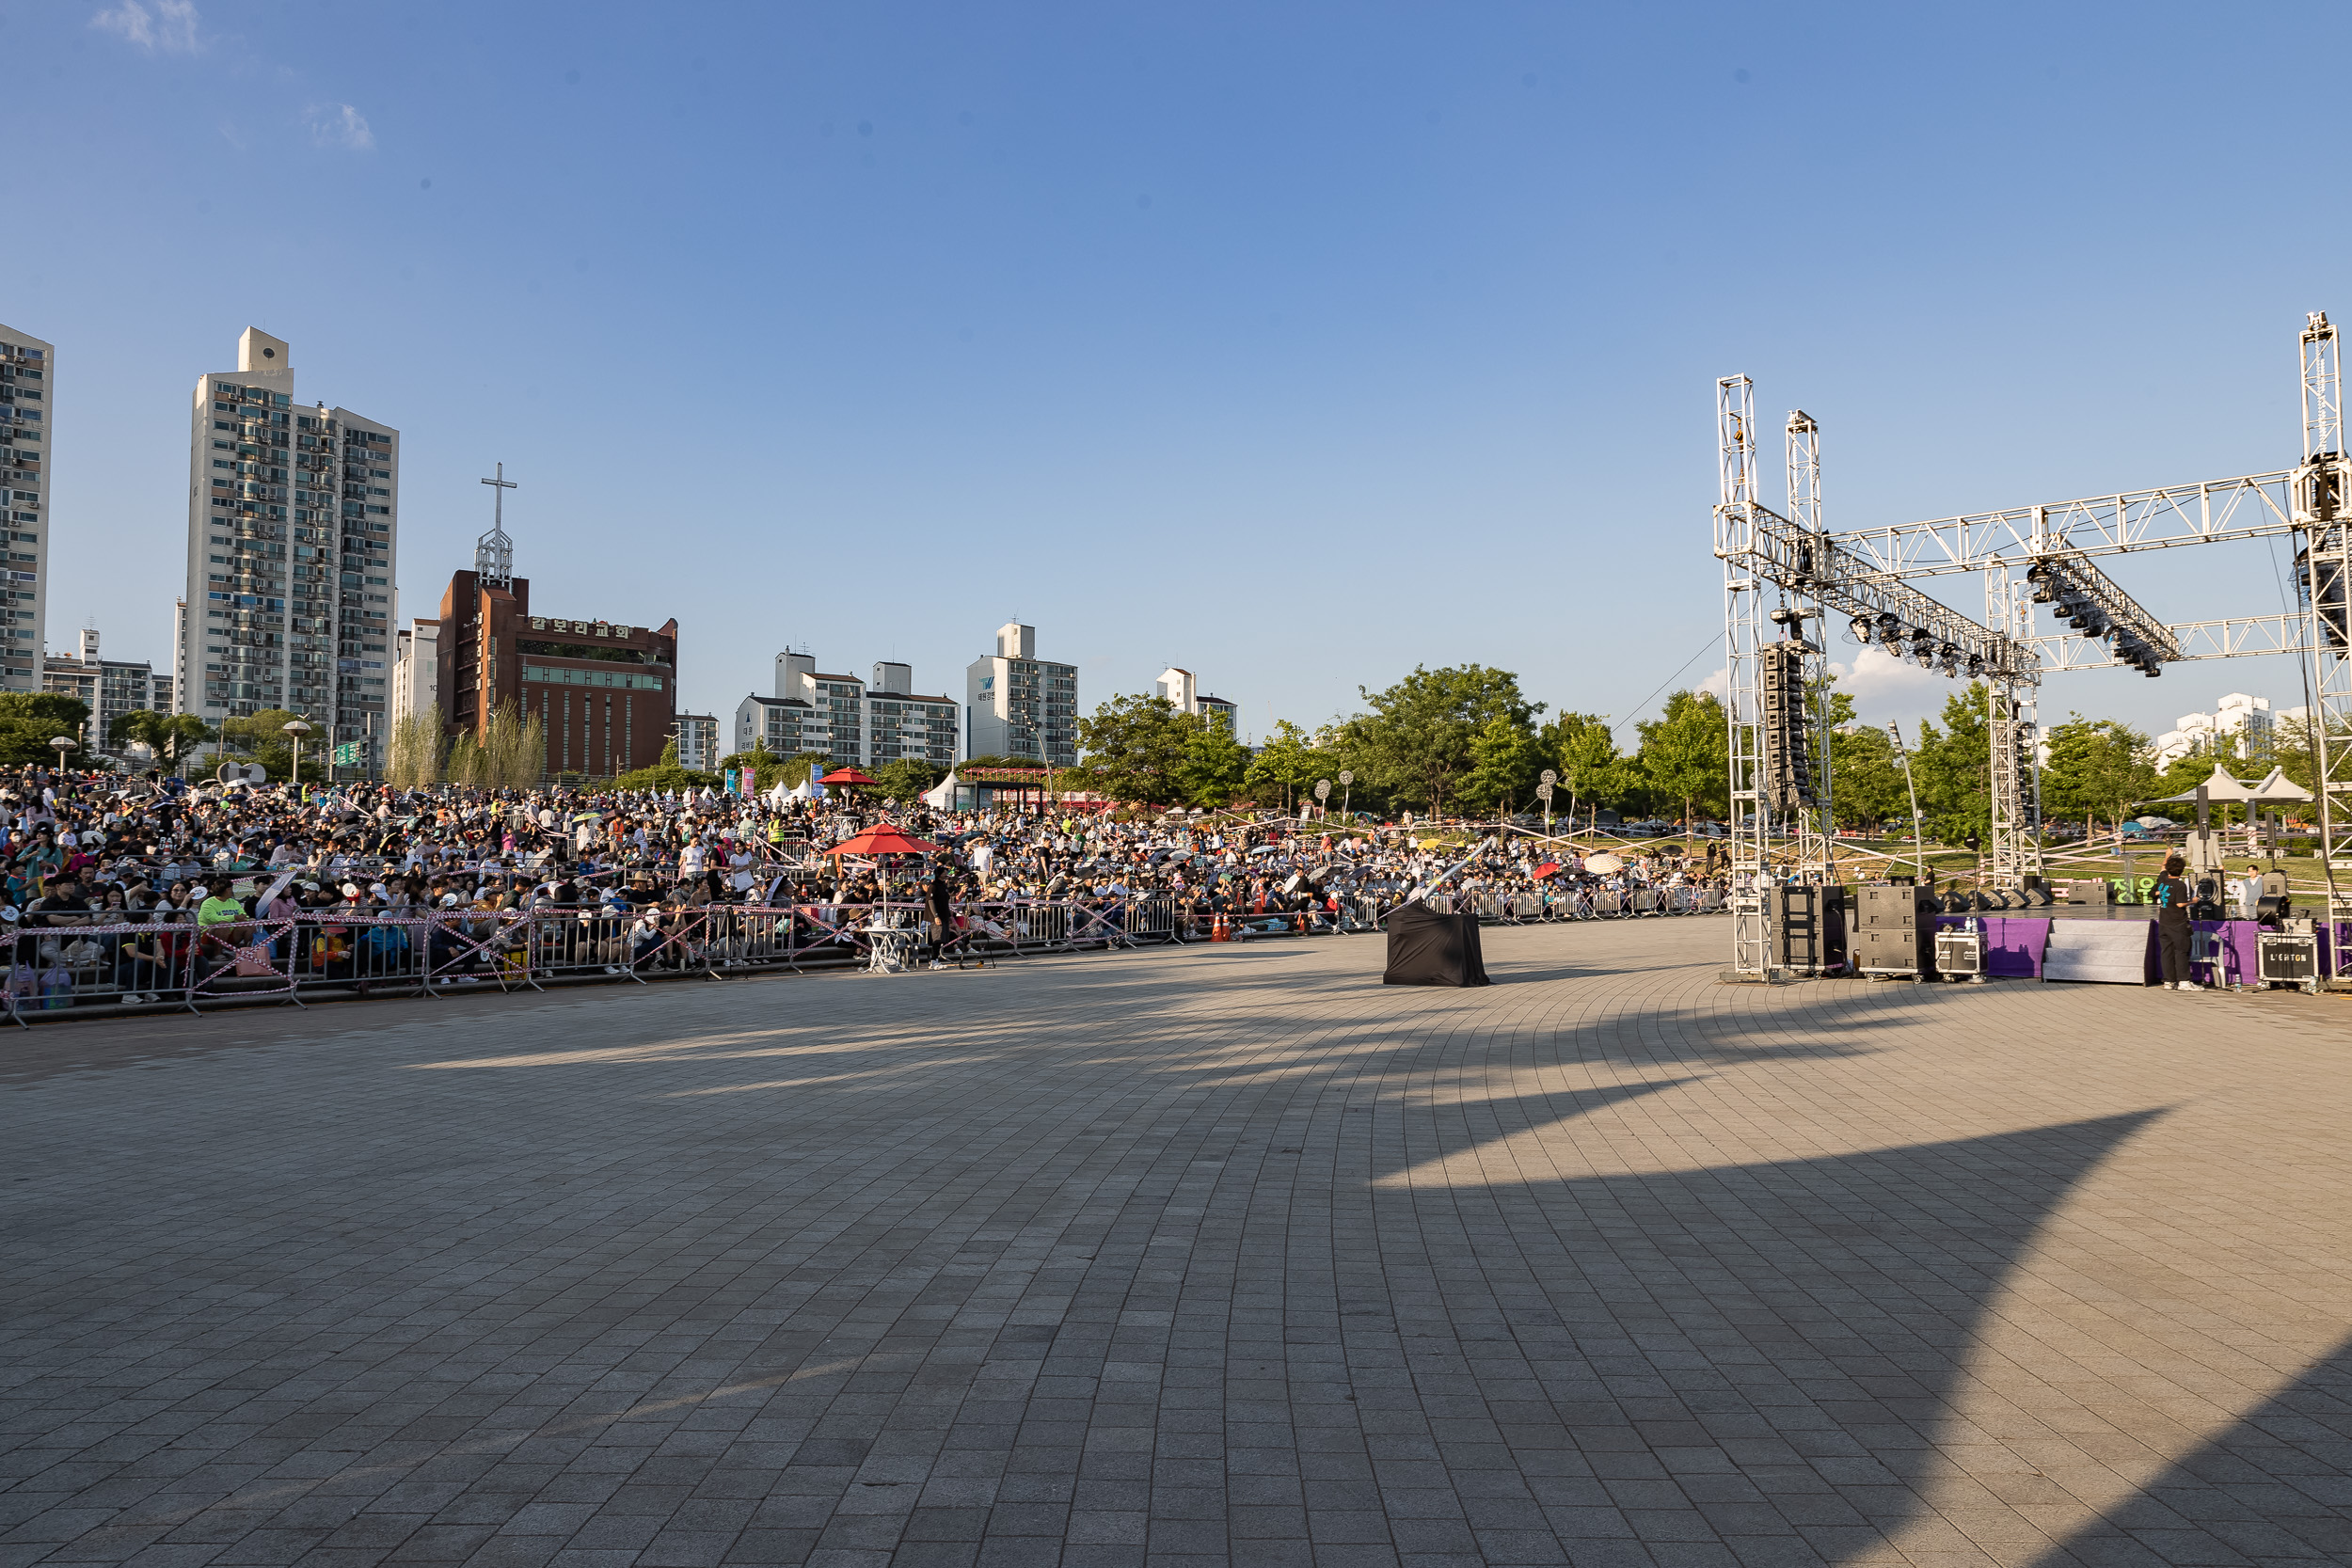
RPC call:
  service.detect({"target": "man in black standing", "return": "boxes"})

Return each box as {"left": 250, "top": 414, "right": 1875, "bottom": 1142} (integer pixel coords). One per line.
{"left": 2153, "top": 852, "right": 2196, "bottom": 991}
{"left": 925, "top": 862, "right": 961, "bottom": 970}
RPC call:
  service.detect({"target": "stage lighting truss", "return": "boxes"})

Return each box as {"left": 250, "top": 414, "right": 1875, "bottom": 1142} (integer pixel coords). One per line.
{"left": 1722, "top": 311, "right": 2352, "bottom": 928}
{"left": 1718, "top": 489, "right": 2039, "bottom": 685}
{"left": 2023, "top": 548, "right": 2180, "bottom": 677}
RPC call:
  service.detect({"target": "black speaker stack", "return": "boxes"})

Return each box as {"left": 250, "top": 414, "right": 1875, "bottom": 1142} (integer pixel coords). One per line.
{"left": 1851, "top": 883, "right": 1939, "bottom": 977}
{"left": 1765, "top": 883, "right": 1849, "bottom": 974}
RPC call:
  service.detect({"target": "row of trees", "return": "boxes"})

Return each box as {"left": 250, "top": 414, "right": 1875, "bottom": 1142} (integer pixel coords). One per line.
{"left": 1065, "top": 664, "right": 2329, "bottom": 839}
{"left": 1070, "top": 665, "right": 1739, "bottom": 822}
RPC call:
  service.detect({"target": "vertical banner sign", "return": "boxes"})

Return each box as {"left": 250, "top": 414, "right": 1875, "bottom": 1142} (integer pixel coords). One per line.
{"left": 724, "top": 769, "right": 739, "bottom": 795}
{"left": 742, "top": 768, "right": 755, "bottom": 798}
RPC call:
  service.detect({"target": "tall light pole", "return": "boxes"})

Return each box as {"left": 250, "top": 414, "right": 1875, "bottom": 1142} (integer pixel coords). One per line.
{"left": 49, "top": 736, "right": 76, "bottom": 777}
{"left": 1887, "top": 721, "right": 1927, "bottom": 883}
{"left": 1338, "top": 769, "right": 1353, "bottom": 820}
{"left": 282, "top": 719, "right": 311, "bottom": 789}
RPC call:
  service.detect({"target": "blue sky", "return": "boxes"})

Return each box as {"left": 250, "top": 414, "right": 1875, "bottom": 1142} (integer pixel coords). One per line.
{"left": 8, "top": 1, "right": 2345, "bottom": 748}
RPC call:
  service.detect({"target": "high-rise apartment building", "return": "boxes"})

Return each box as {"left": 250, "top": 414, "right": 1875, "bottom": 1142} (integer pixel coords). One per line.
{"left": 734, "top": 651, "right": 958, "bottom": 768}
{"left": 1153, "top": 666, "right": 1238, "bottom": 730}
{"left": 2153, "top": 692, "right": 2276, "bottom": 768}
{"left": 675, "top": 713, "right": 720, "bottom": 771}
{"left": 390, "top": 618, "right": 440, "bottom": 722}
{"left": 180, "top": 328, "right": 398, "bottom": 758}
{"left": 0, "top": 324, "right": 53, "bottom": 692}
{"left": 43, "top": 628, "right": 166, "bottom": 754}
{"left": 966, "top": 622, "right": 1077, "bottom": 765}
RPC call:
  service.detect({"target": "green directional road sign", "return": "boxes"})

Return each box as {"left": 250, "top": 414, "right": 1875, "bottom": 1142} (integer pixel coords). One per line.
{"left": 331, "top": 742, "right": 363, "bottom": 766}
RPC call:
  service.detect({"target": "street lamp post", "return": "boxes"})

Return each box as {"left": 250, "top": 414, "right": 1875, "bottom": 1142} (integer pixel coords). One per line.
{"left": 49, "top": 736, "right": 76, "bottom": 778}
{"left": 1338, "top": 769, "right": 1353, "bottom": 819}
{"left": 282, "top": 719, "right": 311, "bottom": 789}
{"left": 1539, "top": 768, "right": 1558, "bottom": 833}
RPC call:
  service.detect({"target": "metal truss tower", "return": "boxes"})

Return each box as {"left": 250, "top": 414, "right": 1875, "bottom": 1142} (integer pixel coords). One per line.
{"left": 2296, "top": 311, "right": 2352, "bottom": 912}
{"left": 1983, "top": 568, "right": 2043, "bottom": 889}
{"left": 1714, "top": 309, "right": 2352, "bottom": 971}
{"left": 1786, "top": 412, "right": 1836, "bottom": 883}
{"left": 1716, "top": 377, "right": 1772, "bottom": 973}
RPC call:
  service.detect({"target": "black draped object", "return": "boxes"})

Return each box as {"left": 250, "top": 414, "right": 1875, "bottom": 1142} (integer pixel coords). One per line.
{"left": 1381, "top": 902, "right": 1490, "bottom": 986}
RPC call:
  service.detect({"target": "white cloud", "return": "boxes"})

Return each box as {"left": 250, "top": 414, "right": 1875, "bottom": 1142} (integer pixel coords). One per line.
{"left": 91, "top": 0, "right": 200, "bottom": 53}
{"left": 307, "top": 104, "right": 375, "bottom": 152}
{"left": 1696, "top": 664, "right": 1731, "bottom": 701}
{"left": 1828, "top": 644, "right": 1951, "bottom": 721}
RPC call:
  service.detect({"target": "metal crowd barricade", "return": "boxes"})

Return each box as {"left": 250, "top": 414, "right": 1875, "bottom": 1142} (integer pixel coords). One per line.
{"left": 0, "top": 879, "right": 1722, "bottom": 1024}
{"left": 420, "top": 909, "right": 540, "bottom": 991}
{"left": 1122, "top": 895, "right": 1182, "bottom": 943}
{"left": 537, "top": 908, "right": 649, "bottom": 982}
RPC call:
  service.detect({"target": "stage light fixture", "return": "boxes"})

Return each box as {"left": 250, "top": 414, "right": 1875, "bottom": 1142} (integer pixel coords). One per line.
{"left": 1966, "top": 653, "right": 1985, "bottom": 679}
{"left": 1848, "top": 614, "right": 1873, "bottom": 644}
{"left": 1938, "top": 643, "right": 1962, "bottom": 676}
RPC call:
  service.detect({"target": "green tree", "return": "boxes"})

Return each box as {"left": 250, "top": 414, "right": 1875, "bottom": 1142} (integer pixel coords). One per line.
{"left": 1075, "top": 693, "right": 1193, "bottom": 803}
{"left": 1538, "top": 712, "right": 1633, "bottom": 824}
{"left": 1178, "top": 718, "right": 1250, "bottom": 808}
{"left": 1460, "top": 712, "right": 1543, "bottom": 816}
{"left": 2042, "top": 714, "right": 2158, "bottom": 835}
{"left": 219, "top": 708, "right": 326, "bottom": 782}
{"left": 0, "top": 692, "right": 91, "bottom": 731}
{"left": 1338, "top": 665, "right": 1540, "bottom": 817}
{"left": 869, "top": 758, "right": 946, "bottom": 801}
{"left": 1632, "top": 690, "right": 1728, "bottom": 825}
{"left": 611, "top": 761, "right": 723, "bottom": 792}
{"left": 716, "top": 745, "right": 790, "bottom": 781}
{"left": 1828, "top": 723, "right": 1907, "bottom": 831}
{"left": 1908, "top": 682, "right": 1996, "bottom": 844}
{"left": 1243, "top": 720, "right": 1324, "bottom": 813}
{"left": 109, "top": 709, "right": 215, "bottom": 769}
{"left": 0, "top": 691, "right": 93, "bottom": 767}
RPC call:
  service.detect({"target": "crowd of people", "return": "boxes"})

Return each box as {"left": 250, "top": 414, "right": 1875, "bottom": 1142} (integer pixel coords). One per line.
{"left": 0, "top": 766, "right": 1727, "bottom": 1007}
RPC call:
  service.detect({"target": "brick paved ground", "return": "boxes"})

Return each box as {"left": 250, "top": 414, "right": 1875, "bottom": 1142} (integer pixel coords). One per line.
{"left": 5, "top": 920, "right": 2350, "bottom": 1568}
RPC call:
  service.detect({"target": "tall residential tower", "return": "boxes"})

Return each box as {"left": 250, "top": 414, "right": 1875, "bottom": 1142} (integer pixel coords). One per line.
{"left": 0, "top": 323, "right": 53, "bottom": 693}
{"left": 180, "top": 328, "right": 398, "bottom": 757}
{"left": 965, "top": 622, "right": 1077, "bottom": 765}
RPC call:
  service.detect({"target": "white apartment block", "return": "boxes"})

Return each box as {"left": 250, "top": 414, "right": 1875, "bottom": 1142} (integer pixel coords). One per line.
{"left": 43, "top": 629, "right": 167, "bottom": 756}
{"left": 2152, "top": 692, "right": 2274, "bottom": 768}
{"left": 390, "top": 619, "right": 440, "bottom": 723}
{"left": 734, "top": 651, "right": 959, "bottom": 768}
{"left": 181, "top": 328, "right": 398, "bottom": 755}
{"left": 1153, "top": 665, "right": 1238, "bottom": 729}
{"left": 967, "top": 623, "right": 1077, "bottom": 765}
{"left": 675, "top": 713, "right": 720, "bottom": 772}
{"left": 0, "top": 324, "right": 53, "bottom": 692}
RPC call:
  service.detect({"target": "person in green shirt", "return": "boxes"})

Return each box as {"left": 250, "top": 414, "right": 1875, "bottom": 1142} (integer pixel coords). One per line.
{"left": 196, "top": 887, "right": 247, "bottom": 932}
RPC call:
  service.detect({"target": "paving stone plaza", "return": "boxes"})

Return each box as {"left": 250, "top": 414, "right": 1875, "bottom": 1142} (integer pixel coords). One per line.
{"left": 6, "top": 920, "right": 2350, "bottom": 1568}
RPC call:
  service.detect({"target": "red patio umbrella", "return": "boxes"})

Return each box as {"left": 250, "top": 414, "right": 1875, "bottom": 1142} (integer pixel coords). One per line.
{"left": 824, "top": 824, "right": 946, "bottom": 857}
{"left": 821, "top": 766, "right": 880, "bottom": 787}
